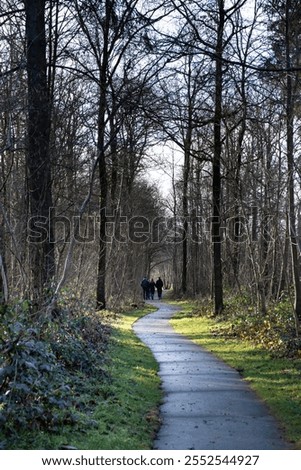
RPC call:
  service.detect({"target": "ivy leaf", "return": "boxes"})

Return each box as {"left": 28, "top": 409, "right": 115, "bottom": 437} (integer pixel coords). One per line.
{"left": 0, "top": 367, "right": 10, "bottom": 381}
{"left": 12, "top": 383, "right": 31, "bottom": 394}
{"left": 39, "top": 364, "right": 52, "bottom": 372}
{"left": 24, "top": 361, "right": 38, "bottom": 371}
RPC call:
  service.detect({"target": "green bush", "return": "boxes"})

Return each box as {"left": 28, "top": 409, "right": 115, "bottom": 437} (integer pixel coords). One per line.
{"left": 174, "top": 295, "right": 301, "bottom": 358}
{"left": 0, "top": 298, "right": 110, "bottom": 447}
{"left": 214, "top": 296, "right": 301, "bottom": 358}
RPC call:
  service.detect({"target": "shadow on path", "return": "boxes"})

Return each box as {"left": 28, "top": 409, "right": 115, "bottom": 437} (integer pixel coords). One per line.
{"left": 133, "top": 301, "right": 290, "bottom": 450}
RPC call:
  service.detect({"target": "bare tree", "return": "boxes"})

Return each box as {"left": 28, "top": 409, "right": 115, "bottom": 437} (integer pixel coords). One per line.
{"left": 24, "top": 0, "right": 54, "bottom": 307}
{"left": 284, "top": 0, "right": 301, "bottom": 331}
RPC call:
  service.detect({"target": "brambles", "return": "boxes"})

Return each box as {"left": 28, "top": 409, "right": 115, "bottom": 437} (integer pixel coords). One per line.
{"left": 173, "top": 295, "right": 301, "bottom": 358}
{"left": 0, "top": 296, "right": 110, "bottom": 447}
{"left": 213, "top": 296, "right": 300, "bottom": 358}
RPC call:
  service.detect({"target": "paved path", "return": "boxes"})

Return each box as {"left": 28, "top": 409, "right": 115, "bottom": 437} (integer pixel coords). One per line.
{"left": 133, "top": 301, "right": 290, "bottom": 450}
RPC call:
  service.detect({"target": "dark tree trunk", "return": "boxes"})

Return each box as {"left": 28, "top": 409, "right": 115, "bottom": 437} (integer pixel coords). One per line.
{"left": 24, "top": 0, "right": 54, "bottom": 304}
{"left": 0, "top": 253, "right": 8, "bottom": 307}
{"left": 231, "top": 63, "right": 247, "bottom": 288}
{"left": 212, "top": 0, "right": 224, "bottom": 315}
{"left": 96, "top": 107, "right": 108, "bottom": 309}
{"left": 0, "top": 154, "right": 8, "bottom": 306}
{"left": 277, "top": 217, "right": 290, "bottom": 299}
{"left": 182, "top": 145, "right": 190, "bottom": 295}
{"left": 286, "top": 0, "right": 301, "bottom": 332}
{"left": 96, "top": 1, "right": 110, "bottom": 310}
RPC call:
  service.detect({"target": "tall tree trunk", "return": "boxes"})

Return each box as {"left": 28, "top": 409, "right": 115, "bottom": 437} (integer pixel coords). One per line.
{"left": 286, "top": 0, "right": 301, "bottom": 333}
{"left": 96, "top": 102, "right": 108, "bottom": 309}
{"left": 182, "top": 140, "right": 191, "bottom": 295}
{"left": 181, "top": 55, "right": 194, "bottom": 295}
{"left": 0, "top": 144, "right": 8, "bottom": 306}
{"left": 212, "top": 0, "right": 224, "bottom": 315}
{"left": 277, "top": 215, "right": 290, "bottom": 299}
{"left": 231, "top": 63, "right": 247, "bottom": 289}
{"left": 96, "top": 1, "right": 111, "bottom": 310}
{"left": 25, "top": 0, "right": 54, "bottom": 305}
{"left": 0, "top": 253, "right": 8, "bottom": 307}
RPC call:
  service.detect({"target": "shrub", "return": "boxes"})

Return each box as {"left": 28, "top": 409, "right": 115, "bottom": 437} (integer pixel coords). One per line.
{"left": 213, "top": 296, "right": 300, "bottom": 358}
{"left": 0, "top": 298, "right": 110, "bottom": 446}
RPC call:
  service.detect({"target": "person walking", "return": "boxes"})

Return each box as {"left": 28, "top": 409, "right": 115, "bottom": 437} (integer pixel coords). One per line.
{"left": 141, "top": 277, "right": 150, "bottom": 300}
{"left": 155, "top": 277, "right": 163, "bottom": 300}
{"left": 149, "top": 278, "right": 156, "bottom": 300}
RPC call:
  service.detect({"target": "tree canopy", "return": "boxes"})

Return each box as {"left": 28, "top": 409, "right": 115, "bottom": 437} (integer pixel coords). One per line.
{"left": 0, "top": 0, "right": 301, "bottom": 326}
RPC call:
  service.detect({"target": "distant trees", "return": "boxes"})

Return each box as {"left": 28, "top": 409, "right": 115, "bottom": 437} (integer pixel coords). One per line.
{"left": 1, "top": 0, "right": 301, "bottom": 332}
{"left": 150, "top": 0, "right": 301, "bottom": 334}
{"left": 69, "top": 0, "right": 166, "bottom": 308}
{"left": 156, "top": 0, "right": 252, "bottom": 312}
{"left": 264, "top": 0, "right": 301, "bottom": 331}
{"left": 0, "top": 0, "right": 166, "bottom": 311}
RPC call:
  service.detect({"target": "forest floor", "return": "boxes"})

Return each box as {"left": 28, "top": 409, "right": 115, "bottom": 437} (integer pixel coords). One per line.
{"left": 0, "top": 303, "right": 162, "bottom": 450}
{"left": 1, "top": 296, "right": 301, "bottom": 450}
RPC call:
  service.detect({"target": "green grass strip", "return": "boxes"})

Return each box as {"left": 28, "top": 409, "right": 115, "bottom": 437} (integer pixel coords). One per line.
{"left": 71, "top": 305, "right": 162, "bottom": 450}
{"left": 4, "top": 305, "right": 162, "bottom": 450}
{"left": 170, "top": 301, "right": 301, "bottom": 450}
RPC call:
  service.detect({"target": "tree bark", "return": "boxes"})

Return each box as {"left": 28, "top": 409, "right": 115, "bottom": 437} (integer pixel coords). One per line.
{"left": 96, "top": 1, "right": 111, "bottom": 310}
{"left": 181, "top": 117, "right": 192, "bottom": 295}
{"left": 24, "top": 0, "right": 54, "bottom": 305}
{"left": 212, "top": 0, "right": 224, "bottom": 315}
{"left": 285, "top": 0, "right": 301, "bottom": 332}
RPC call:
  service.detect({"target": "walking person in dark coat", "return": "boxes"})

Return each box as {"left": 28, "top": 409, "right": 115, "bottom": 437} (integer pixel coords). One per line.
{"left": 141, "top": 277, "right": 150, "bottom": 300}
{"left": 155, "top": 277, "right": 163, "bottom": 300}
{"left": 149, "top": 278, "right": 156, "bottom": 300}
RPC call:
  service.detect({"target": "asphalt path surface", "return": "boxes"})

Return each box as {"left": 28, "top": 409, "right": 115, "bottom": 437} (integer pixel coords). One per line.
{"left": 133, "top": 301, "right": 290, "bottom": 450}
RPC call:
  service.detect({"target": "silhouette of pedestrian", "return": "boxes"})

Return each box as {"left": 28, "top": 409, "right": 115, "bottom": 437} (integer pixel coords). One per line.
{"left": 141, "top": 277, "right": 150, "bottom": 300}
{"left": 149, "top": 278, "right": 156, "bottom": 300}
{"left": 155, "top": 277, "right": 163, "bottom": 300}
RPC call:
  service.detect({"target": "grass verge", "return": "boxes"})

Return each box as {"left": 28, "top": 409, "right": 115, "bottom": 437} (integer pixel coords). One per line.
{"left": 72, "top": 305, "right": 162, "bottom": 450}
{"left": 169, "top": 300, "right": 301, "bottom": 450}
{"left": 1, "top": 304, "right": 162, "bottom": 450}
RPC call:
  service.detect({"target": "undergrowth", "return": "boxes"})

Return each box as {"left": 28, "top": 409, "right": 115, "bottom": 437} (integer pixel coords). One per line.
{"left": 221, "top": 297, "right": 301, "bottom": 358}
{"left": 0, "top": 295, "right": 159, "bottom": 450}
{"left": 0, "top": 294, "right": 111, "bottom": 449}
{"left": 177, "top": 294, "right": 301, "bottom": 358}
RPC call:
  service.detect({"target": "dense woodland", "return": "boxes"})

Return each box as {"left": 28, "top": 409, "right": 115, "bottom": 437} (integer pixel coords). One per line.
{"left": 1, "top": 0, "right": 301, "bottom": 445}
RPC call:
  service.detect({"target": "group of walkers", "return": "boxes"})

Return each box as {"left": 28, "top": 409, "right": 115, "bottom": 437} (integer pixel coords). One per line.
{"left": 141, "top": 276, "right": 163, "bottom": 301}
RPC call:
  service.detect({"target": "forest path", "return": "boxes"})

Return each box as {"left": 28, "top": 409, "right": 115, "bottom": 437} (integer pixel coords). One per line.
{"left": 133, "top": 301, "right": 290, "bottom": 450}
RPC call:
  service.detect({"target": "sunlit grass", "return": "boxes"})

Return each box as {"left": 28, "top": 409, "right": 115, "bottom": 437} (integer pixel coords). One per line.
{"left": 170, "top": 300, "right": 301, "bottom": 449}
{"left": 4, "top": 304, "right": 162, "bottom": 450}
{"left": 70, "top": 304, "right": 162, "bottom": 450}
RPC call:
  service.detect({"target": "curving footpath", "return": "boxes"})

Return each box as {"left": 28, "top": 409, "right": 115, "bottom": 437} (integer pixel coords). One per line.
{"left": 133, "top": 301, "right": 290, "bottom": 450}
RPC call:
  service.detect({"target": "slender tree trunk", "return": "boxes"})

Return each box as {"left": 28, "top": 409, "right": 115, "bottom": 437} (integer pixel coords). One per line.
{"left": 25, "top": 0, "right": 54, "bottom": 305}
{"left": 232, "top": 64, "right": 247, "bottom": 288}
{"left": 0, "top": 253, "right": 8, "bottom": 306}
{"left": 171, "top": 153, "right": 180, "bottom": 295}
{"left": 96, "top": 2, "right": 110, "bottom": 309}
{"left": 212, "top": 0, "right": 224, "bottom": 315}
{"left": 180, "top": 55, "right": 194, "bottom": 295}
{"left": 182, "top": 143, "right": 190, "bottom": 295}
{"left": 286, "top": 0, "right": 301, "bottom": 332}
{"left": 0, "top": 147, "right": 8, "bottom": 305}
{"left": 96, "top": 106, "right": 108, "bottom": 309}
{"left": 277, "top": 216, "right": 290, "bottom": 299}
